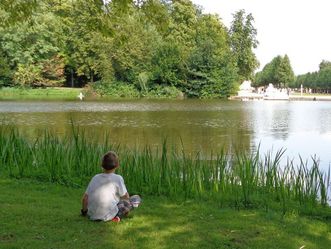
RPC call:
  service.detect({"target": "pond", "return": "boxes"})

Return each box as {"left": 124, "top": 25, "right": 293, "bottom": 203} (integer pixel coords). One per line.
{"left": 1, "top": 99, "right": 331, "bottom": 171}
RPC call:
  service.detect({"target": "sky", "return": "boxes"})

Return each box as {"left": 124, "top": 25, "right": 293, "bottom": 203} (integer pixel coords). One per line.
{"left": 191, "top": 0, "right": 331, "bottom": 75}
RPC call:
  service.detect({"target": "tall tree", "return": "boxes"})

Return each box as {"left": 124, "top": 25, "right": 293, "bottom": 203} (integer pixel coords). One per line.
{"left": 140, "top": 0, "right": 170, "bottom": 35}
{"left": 295, "top": 60, "right": 331, "bottom": 91}
{"left": 254, "top": 55, "right": 295, "bottom": 87}
{"left": 319, "top": 60, "right": 331, "bottom": 70}
{"left": 229, "top": 9, "right": 259, "bottom": 81}
{"left": 275, "top": 54, "right": 295, "bottom": 87}
{"left": 0, "top": 7, "right": 66, "bottom": 87}
{"left": 109, "top": 9, "right": 161, "bottom": 86}
{"left": 150, "top": 0, "right": 199, "bottom": 90}
{"left": 187, "top": 14, "right": 238, "bottom": 97}
{"left": 0, "top": 0, "right": 38, "bottom": 26}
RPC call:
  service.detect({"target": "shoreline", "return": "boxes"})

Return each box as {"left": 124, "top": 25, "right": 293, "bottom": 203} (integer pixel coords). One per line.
{"left": 289, "top": 95, "right": 331, "bottom": 101}
{"left": 230, "top": 94, "right": 331, "bottom": 101}
{"left": 2, "top": 87, "right": 331, "bottom": 101}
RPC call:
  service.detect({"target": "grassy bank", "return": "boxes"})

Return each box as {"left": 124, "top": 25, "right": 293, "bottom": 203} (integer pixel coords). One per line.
{"left": 1, "top": 127, "right": 330, "bottom": 217}
{"left": 0, "top": 85, "right": 184, "bottom": 100}
{"left": 0, "top": 87, "right": 83, "bottom": 100}
{"left": 0, "top": 178, "right": 330, "bottom": 249}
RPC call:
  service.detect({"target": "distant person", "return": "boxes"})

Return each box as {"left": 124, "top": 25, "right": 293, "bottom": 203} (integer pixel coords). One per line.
{"left": 81, "top": 151, "right": 141, "bottom": 222}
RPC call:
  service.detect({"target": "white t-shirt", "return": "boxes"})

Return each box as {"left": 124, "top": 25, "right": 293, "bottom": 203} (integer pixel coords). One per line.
{"left": 85, "top": 173, "right": 128, "bottom": 221}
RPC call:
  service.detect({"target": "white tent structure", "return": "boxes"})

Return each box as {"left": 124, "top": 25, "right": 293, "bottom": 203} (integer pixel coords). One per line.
{"left": 237, "top": 80, "right": 255, "bottom": 97}
{"left": 239, "top": 80, "right": 254, "bottom": 91}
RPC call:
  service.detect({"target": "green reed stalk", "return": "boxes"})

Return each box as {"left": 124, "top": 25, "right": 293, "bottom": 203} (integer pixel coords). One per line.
{"left": 319, "top": 166, "right": 330, "bottom": 207}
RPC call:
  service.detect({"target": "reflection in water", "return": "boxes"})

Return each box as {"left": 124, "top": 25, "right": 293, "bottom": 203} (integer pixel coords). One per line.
{"left": 251, "top": 101, "right": 331, "bottom": 170}
{"left": 1, "top": 99, "right": 331, "bottom": 170}
{"left": 251, "top": 101, "right": 291, "bottom": 140}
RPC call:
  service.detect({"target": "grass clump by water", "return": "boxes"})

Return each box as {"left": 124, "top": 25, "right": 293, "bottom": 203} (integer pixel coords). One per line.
{"left": 0, "top": 126, "right": 330, "bottom": 217}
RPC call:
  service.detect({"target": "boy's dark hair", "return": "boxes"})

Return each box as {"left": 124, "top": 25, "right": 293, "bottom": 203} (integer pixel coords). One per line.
{"left": 101, "top": 151, "right": 119, "bottom": 170}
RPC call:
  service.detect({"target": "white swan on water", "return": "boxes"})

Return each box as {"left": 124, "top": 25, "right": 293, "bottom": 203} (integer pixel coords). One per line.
{"left": 78, "top": 92, "right": 84, "bottom": 100}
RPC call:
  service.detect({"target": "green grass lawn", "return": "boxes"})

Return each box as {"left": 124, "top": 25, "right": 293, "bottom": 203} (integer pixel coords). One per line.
{"left": 1, "top": 178, "right": 330, "bottom": 249}
{"left": 0, "top": 87, "right": 83, "bottom": 100}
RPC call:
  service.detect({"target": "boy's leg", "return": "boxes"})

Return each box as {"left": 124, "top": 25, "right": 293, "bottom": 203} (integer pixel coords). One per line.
{"left": 117, "top": 200, "right": 133, "bottom": 218}
{"left": 116, "top": 195, "right": 141, "bottom": 218}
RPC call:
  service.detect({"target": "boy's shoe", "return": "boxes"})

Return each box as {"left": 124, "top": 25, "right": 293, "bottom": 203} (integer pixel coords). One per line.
{"left": 111, "top": 216, "right": 121, "bottom": 223}
{"left": 130, "top": 195, "right": 141, "bottom": 208}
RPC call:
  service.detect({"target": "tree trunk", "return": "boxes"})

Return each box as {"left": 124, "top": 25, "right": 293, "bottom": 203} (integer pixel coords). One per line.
{"left": 90, "top": 69, "right": 94, "bottom": 84}
{"left": 71, "top": 69, "right": 74, "bottom": 88}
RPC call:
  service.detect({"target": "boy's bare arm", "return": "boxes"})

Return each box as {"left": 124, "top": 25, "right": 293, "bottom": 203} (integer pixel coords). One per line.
{"left": 120, "top": 192, "right": 130, "bottom": 200}
{"left": 81, "top": 193, "right": 88, "bottom": 215}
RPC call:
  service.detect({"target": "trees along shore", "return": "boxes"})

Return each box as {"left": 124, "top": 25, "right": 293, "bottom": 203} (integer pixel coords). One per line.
{"left": 254, "top": 56, "right": 331, "bottom": 93}
{"left": 2, "top": 0, "right": 331, "bottom": 100}
{"left": 0, "top": 0, "right": 258, "bottom": 99}
{"left": 2, "top": 1, "right": 331, "bottom": 99}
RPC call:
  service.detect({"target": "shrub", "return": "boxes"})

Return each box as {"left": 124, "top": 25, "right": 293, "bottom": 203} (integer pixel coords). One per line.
{"left": 88, "top": 80, "right": 140, "bottom": 98}
{"left": 13, "top": 64, "right": 43, "bottom": 87}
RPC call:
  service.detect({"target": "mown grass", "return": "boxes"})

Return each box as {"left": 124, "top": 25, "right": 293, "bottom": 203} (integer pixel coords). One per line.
{"left": 0, "top": 126, "right": 330, "bottom": 217}
{"left": 0, "top": 87, "right": 83, "bottom": 100}
{"left": 0, "top": 178, "right": 330, "bottom": 249}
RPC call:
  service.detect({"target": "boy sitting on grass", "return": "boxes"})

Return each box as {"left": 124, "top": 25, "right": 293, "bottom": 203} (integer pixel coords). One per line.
{"left": 81, "top": 151, "right": 141, "bottom": 222}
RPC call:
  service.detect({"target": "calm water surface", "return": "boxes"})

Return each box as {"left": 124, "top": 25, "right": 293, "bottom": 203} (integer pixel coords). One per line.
{"left": 1, "top": 99, "right": 331, "bottom": 170}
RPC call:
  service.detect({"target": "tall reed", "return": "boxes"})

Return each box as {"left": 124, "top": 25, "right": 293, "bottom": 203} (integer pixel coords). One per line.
{"left": 0, "top": 126, "right": 330, "bottom": 215}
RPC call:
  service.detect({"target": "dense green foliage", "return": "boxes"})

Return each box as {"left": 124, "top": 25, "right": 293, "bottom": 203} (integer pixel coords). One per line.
{"left": 254, "top": 55, "right": 295, "bottom": 88}
{"left": 1, "top": 127, "right": 330, "bottom": 216}
{"left": 293, "top": 60, "right": 331, "bottom": 92}
{"left": 1, "top": 178, "right": 330, "bottom": 249}
{"left": 0, "top": 0, "right": 260, "bottom": 98}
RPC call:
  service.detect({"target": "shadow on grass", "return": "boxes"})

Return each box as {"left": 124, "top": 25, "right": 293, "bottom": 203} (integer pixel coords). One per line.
{"left": 0, "top": 178, "right": 330, "bottom": 249}
{"left": 104, "top": 198, "right": 331, "bottom": 249}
